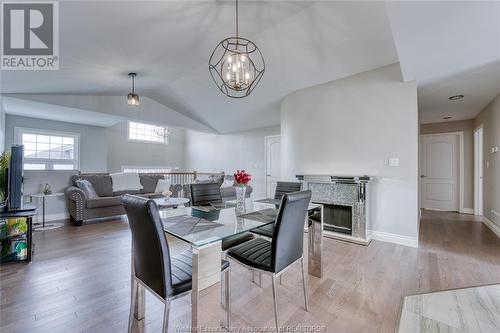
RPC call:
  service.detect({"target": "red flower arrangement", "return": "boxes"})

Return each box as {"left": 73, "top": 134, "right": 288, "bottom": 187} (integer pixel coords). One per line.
{"left": 234, "top": 170, "right": 251, "bottom": 186}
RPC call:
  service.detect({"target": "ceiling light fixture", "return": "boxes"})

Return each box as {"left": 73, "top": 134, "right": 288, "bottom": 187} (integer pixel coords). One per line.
{"left": 127, "top": 73, "right": 139, "bottom": 106}
{"left": 448, "top": 94, "right": 464, "bottom": 101}
{"left": 209, "top": 0, "right": 265, "bottom": 98}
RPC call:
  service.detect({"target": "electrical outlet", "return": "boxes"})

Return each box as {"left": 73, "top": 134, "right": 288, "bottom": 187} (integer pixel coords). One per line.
{"left": 388, "top": 158, "right": 400, "bottom": 167}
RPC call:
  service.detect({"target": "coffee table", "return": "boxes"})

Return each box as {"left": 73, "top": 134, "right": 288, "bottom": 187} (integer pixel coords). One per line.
{"left": 153, "top": 197, "right": 190, "bottom": 209}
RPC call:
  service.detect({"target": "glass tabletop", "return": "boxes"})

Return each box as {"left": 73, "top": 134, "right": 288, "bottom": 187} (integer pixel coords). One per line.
{"left": 160, "top": 198, "right": 322, "bottom": 247}
{"left": 160, "top": 200, "right": 278, "bottom": 247}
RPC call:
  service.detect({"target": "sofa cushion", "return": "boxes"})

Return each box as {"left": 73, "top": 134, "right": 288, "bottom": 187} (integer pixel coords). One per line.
{"left": 113, "top": 190, "right": 142, "bottom": 196}
{"left": 139, "top": 174, "right": 165, "bottom": 193}
{"left": 86, "top": 196, "right": 122, "bottom": 209}
{"left": 73, "top": 174, "right": 113, "bottom": 197}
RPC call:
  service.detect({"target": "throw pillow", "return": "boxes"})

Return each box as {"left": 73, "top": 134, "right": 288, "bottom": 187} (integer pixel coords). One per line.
{"left": 75, "top": 179, "right": 98, "bottom": 199}
{"left": 155, "top": 179, "right": 172, "bottom": 193}
{"left": 110, "top": 172, "right": 143, "bottom": 192}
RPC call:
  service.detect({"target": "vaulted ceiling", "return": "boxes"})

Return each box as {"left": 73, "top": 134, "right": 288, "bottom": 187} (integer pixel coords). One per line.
{"left": 1, "top": 1, "right": 499, "bottom": 132}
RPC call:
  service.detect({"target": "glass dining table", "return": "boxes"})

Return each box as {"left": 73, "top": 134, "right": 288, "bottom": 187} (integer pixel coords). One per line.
{"left": 144, "top": 198, "right": 323, "bottom": 329}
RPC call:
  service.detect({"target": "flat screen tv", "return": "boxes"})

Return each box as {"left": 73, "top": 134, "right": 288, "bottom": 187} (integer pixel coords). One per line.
{"left": 7, "top": 145, "right": 24, "bottom": 210}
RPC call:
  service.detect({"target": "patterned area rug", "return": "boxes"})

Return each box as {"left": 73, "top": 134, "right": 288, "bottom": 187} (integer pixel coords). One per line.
{"left": 398, "top": 284, "right": 500, "bottom": 332}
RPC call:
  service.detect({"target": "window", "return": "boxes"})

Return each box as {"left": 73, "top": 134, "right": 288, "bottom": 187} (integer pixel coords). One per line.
{"left": 122, "top": 166, "right": 172, "bottom": 174}
{"left": 128, "top": 121, "right": 168, "bottom": 144}
{"left": 15, "top": 128, "right": 80, "bottom": 171}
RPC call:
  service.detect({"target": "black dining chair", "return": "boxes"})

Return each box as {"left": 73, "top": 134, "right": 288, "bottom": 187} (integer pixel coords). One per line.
{"left": 226, "top": 190, "right": 312, "bottom": 332}
{"left": 251, "top": 181, "right": 303, "bottom": 238}
{"left": 190, "top": 183, "right": 254, "bottom": 251}
{"left": 121, "top": 194, "right": 231, "bottom": 333}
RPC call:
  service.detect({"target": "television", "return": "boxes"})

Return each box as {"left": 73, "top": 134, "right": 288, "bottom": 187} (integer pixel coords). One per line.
{"left": 7, "top": 145, "right": 24, "bottom": 210}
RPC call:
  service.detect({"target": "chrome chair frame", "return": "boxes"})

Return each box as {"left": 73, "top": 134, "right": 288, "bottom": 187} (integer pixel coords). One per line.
{"left": 227, "top": 255, "right": 308, "bottom": 332}
{"left": 128, "top": 244, "right": 231, "bottom": 333}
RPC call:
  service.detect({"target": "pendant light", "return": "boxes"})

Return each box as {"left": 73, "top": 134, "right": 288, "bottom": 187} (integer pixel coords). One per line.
{"left": 209, "top": 0, "right": 265, "bottom": 98}
{"left": 127, "top": 72, "right": 139, "bottom": 106}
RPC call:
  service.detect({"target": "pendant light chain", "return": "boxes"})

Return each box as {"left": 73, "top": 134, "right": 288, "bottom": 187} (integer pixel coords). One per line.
{"left": 235, "top": 0, "right": 239, "bottom": 39}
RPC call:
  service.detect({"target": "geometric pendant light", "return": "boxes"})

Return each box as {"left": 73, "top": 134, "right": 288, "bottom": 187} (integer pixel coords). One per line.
{"left": 209, "top": 0, "right": 265, "bottom": 98}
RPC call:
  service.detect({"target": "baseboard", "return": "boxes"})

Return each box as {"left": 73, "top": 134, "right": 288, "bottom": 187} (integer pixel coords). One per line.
{"left": 33, "top": 212, "right": 70, "bottom": 223}
{"left": 368, "top": 230, "right": 418, "bottom": 248}
{"left": 482, "top": 217, "right": 500, "bottom": 238}
{"left": 460, "top": 208, "right": 474, "bottom": 214}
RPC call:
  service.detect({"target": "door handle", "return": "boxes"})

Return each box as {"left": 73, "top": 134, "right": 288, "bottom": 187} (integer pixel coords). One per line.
{"left": 420, "top": 175, "right": 426, "bottom": 178}
{"left": 266, "top": 174, "right": 271, "bottom": 177}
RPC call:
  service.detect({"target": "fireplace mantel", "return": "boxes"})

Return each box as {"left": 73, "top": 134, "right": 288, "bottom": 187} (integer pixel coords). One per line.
{"left": 297, "top": 174, "right": 372, "bottom": 245}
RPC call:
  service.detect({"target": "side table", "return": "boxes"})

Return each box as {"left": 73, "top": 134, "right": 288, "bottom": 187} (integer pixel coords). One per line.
{"left": 30, "top": 193, "right": 65, "bottom": 231}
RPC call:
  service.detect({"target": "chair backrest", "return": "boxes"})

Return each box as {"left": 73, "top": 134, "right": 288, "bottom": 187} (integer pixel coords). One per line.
{"left": 274, "top": 181, "right": 302, "bottom": 200}
{"left": 190, "top": 183, "right": 223, "bottom": 206}
{"left": 122, "top": 194, "right": 172, "bottom": 300}
{"left": 271, "top": 190, "right": 312, "bottom": 273}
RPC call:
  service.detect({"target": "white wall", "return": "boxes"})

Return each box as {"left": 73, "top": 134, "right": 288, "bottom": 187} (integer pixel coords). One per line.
{"left": 184, "top": 126, "right": 280, "bottom": 199}
{"left": 475, "top": 93, "right": 500, "bottom": 234}
{"left": 106, "top": 121, "right": 185, "bottom": 173}
{"left": 281, "top": 64, "right": 419, "bottom": 247}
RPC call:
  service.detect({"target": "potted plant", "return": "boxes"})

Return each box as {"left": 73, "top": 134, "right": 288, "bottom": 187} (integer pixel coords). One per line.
{"left": 233, "top": 170, "right": 251, "bottom": 212}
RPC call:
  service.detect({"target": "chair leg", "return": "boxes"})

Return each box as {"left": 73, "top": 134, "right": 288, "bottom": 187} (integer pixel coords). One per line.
{"left": 162, "top": 300, "right": 171, "bottom": 333}
{"left": 128, "top": 278, "right": 138, "bottom": 333}
{"left": 225, "top": 268, "right": 231, "bottom": 330}
{"left": 301, "top": 258, "right": 309, "bottom": 312}
{"left": 271, "top": 275, "right": 279, "bottom": 332}
{"left": 258, "top": 272, "right": 262, "bottom": 287}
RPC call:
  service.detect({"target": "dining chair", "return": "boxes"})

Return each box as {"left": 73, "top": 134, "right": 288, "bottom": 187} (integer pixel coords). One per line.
{"left": 226, "top": 190, "right": 312, "bottom": 332}
{"left": 190, "top": 183, "right": 254, "bottom": 251}
{"left": 251, "top": 181, "right": 303, "bottom": 238}
{"left": 121, "top": 194, "right": 231, "bottom": 333}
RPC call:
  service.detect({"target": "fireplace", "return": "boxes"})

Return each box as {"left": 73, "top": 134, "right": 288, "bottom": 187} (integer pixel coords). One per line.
{"left": 323, "top": 204, "right": 352, "bottom": 235}
{"left": 296, "top": 174, "right": 371, "bottom": 245}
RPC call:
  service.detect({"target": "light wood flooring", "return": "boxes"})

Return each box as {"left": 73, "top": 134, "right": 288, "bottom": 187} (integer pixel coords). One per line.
{"left": 1, "top": 210, "right": 499, "bottom": 333}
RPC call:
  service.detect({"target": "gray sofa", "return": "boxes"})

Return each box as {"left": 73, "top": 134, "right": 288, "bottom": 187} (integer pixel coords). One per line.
{"left": 66, "top": 173, "right": 182, "bottom": 225}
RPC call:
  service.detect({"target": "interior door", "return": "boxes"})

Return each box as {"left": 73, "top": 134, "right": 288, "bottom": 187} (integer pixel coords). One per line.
{"left": 420, "top": 134, "right": 459, "bottom": 211}
{"left": 265, "top": 135, "right": 281, "bottom": 198}
{"left": 474, "top": 127, "right": 483, "bottom": 216}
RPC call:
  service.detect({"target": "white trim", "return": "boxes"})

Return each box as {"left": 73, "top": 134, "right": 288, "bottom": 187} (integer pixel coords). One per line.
{"left": 35, "top": 212, "right": 70, "bottom": 223}
{"left": 482, "top": 217, "right": 500, "bottom": 238}
{"left": 419, "top": 132, "right": 464, "bottom": 213}
{"left": 369, "top": 230, "right": 418, "bottom": 248}
{"left": 14, "top": 126, "right": 81, "bottom": 170}
{"left": 460, "top": 208, "right": 474, "bottom": 215}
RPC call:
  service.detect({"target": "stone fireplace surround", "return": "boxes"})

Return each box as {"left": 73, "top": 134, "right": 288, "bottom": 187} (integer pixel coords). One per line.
{"left": 296, "top": 174, "right": 371, "bottom": 245}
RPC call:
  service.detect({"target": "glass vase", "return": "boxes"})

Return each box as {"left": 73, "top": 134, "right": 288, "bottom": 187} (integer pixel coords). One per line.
{"left": 235, "top": 185, "right": 247, "bottom": 213}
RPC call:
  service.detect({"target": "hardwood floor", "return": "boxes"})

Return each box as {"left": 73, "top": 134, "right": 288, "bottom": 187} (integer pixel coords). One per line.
{"left": 1, "top": 210, "right": 499, "bottom": 332}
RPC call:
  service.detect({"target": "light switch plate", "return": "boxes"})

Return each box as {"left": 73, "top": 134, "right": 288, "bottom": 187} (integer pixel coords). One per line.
{"left": 388, "top": 157, "right": 400, "bottom": 167}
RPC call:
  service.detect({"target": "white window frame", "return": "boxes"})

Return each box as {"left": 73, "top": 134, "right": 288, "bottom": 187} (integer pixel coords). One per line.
{"left": 14, "top": 127, "right": 81, "bottom": 171}
{"left": 127, "top": 120, "right": 168, "bottom": 145}
{"left": 121, "top": 166, "right": 172, "bottom": 174}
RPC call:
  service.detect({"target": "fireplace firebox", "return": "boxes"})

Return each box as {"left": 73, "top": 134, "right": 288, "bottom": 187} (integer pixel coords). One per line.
{"left": 323, "top": 204, "right": 352, "bottom": 235}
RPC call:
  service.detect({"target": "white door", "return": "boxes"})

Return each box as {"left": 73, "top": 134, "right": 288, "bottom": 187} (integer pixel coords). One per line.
{"left": 420, "top": 134, "right": 460, "bottom": 211}
{"left": 265, "top": 135, "right": 281, "bottom": 198}
{"left": 474, "top": 127, "right": 483, "bottom": 216}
